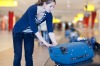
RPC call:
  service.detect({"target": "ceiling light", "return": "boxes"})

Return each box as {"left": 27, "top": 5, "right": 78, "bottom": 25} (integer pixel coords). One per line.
{"left": 67, "top": 5, "right": 70, "bottom": 8}
{"left": 84, "top": 4, "right": 95, "bottom": 12}
{"left": 53, "top": 17, "right": 61, "bottom": 23}
{"left": 0, "top": 0, "right": 18, "bottom": 7}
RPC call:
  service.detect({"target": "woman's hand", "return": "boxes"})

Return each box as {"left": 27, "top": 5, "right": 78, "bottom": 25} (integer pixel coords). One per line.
{"left": 52, "top": 44, "right": 58, "bottom": 46}
{"left": 45, "top": 43, "right": 58, "bottom": 47}
{"left": 45, "top": 43, "right": 53, "bottom": 48}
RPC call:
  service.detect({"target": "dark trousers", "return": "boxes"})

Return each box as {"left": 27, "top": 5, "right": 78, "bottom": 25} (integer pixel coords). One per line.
{"left": 12, "top": 32, "right": 34, "bottom": 66}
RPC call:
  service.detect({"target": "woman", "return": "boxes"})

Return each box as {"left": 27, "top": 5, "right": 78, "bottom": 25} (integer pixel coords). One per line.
{"left": 12, "top": 0, "right": 58, "bottom": 66}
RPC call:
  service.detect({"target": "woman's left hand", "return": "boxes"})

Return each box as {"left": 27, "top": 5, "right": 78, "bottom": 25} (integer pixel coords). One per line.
{"left": 52, "top": 44, "right": 58, "bottom": 46}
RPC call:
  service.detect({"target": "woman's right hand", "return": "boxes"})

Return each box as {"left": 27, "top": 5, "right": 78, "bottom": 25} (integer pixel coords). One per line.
{"left": 45, "top": 43, "right": 53, "bottom": 48}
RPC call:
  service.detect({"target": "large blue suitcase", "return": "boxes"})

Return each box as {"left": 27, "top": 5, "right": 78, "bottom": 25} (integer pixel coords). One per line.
{"left": 49, "top": 42, "right": 94, "bottom": 65}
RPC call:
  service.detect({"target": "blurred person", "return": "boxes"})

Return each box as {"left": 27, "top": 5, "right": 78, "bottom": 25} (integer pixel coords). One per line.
{"left": 57, "top": 23, "right": 62, "bottom": 31}
{"left": 65, "top": 23, "right": 100, "bottom": 50}
{"left": 65, "top": 23, "right": 79, "bottom": 39}
{"left": 65, "top": 22, "right": 72, "bottom": 38}
{"left": 12, "top": 0, "right": 58, "bottom": 66}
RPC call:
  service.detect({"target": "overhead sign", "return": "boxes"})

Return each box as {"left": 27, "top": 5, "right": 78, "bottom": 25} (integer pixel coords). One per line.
{"left": 0, "top": 0, "right": 18, "bottom": 7}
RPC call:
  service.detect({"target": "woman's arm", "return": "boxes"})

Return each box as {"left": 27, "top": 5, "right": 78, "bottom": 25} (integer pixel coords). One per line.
{"left": 48, "top": 32, "right": 58, "bottom": 46}
{"left": 35, "top": 31, "right": 52, "bottom": 47}
{"left": 28, "top": 5, "right": 52, "bottom": 47}
{"left": 46, "top": 12, "right": 58, "bottom": 46}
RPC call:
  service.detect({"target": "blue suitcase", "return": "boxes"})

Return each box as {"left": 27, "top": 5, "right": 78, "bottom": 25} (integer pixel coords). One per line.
{"left": 49, "top": 42, "right": 94, "bottom": 65}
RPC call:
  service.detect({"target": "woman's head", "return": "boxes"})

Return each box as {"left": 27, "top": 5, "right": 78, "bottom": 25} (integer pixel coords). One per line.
{"left": 36, "top": 0, "right": 56, "bottom": 12}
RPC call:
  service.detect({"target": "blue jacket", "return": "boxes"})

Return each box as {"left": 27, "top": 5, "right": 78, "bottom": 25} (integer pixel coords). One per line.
{"left": 13, "top": 4, "right": 53, "bottom": 34}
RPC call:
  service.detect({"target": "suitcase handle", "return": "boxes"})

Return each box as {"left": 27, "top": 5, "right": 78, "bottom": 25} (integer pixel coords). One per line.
{"left": 60, "top": 47, "right": 68, "bottom": 55}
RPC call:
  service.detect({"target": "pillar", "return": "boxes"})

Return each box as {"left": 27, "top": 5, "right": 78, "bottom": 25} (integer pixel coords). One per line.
{"left": 97, "top": 9, "right": 100, "bottom": 31}
{"left": 8, "top": 11, "right": 14, "bottom": 31}
{"left": 83, "top": 14, "right": 90, "bottom": 28}
{"left": 91, "top": 11, "right": 96, "bottom": 29}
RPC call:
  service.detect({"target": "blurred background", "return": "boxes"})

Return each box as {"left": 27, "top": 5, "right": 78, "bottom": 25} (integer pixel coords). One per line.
{"left": 0, "top": 0, "right": 100, "bottom": 66}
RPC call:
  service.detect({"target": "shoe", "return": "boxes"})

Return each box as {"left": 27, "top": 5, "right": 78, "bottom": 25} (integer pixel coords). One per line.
{"left": 95, "top": 42, "right": 100, "bottom": 51}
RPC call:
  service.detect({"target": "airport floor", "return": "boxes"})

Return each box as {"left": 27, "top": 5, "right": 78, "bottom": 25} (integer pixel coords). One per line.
{"left": 0, "top": 28, "right": 100, "bottom": 66}
{"left": 0, "top": 29, "right": 64, "bottom": 66}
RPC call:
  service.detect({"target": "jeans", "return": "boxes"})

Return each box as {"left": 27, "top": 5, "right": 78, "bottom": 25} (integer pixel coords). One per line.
{"left": 12, "top": 32, "right": 34, "bottom": 66}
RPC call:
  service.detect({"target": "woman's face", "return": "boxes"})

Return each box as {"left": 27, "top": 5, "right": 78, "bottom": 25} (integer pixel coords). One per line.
{"left": 44, "top": 2, "right": 56, "bottom": 13}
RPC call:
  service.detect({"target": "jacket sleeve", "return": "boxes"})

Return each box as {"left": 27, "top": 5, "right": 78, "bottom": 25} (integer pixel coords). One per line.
{"left": 27, "top": 5, "right": 38, "bottom": 33}
{"left": 46, "top": 12, "right": 53, "bottom": 33}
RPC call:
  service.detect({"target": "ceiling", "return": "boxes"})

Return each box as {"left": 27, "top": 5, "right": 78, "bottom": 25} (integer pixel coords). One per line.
{"left": 0, "top": 0, "right": 100, "bottom": 21}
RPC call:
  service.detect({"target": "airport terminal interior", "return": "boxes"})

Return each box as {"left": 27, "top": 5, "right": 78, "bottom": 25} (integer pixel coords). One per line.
{"left": 0, "top": 0, "right": 100, "bottom": 66}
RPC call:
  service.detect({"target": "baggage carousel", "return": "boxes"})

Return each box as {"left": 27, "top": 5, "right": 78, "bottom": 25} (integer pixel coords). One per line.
{"left": 44, "top": 37, "right": 100, "bottom": 66}
{"left": 44, "top": 50, "right": 100, "bottom": 66}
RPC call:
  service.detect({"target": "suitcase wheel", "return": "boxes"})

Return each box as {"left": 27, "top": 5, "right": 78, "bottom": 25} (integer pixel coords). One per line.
{"left": 55, "top": 64, "right": 60, "bottom": 66}
{"left": 55, "top": 64, "right": 59, "bottom": 66}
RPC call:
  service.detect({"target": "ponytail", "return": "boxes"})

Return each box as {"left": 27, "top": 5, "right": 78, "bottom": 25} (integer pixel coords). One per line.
{"left": 35, "top": 0, "right": 43, "bottom": 5}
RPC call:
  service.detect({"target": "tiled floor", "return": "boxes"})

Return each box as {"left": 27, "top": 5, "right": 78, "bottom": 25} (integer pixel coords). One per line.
{"left": 0, "top": 28, "right": 100, "bottom": 66}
